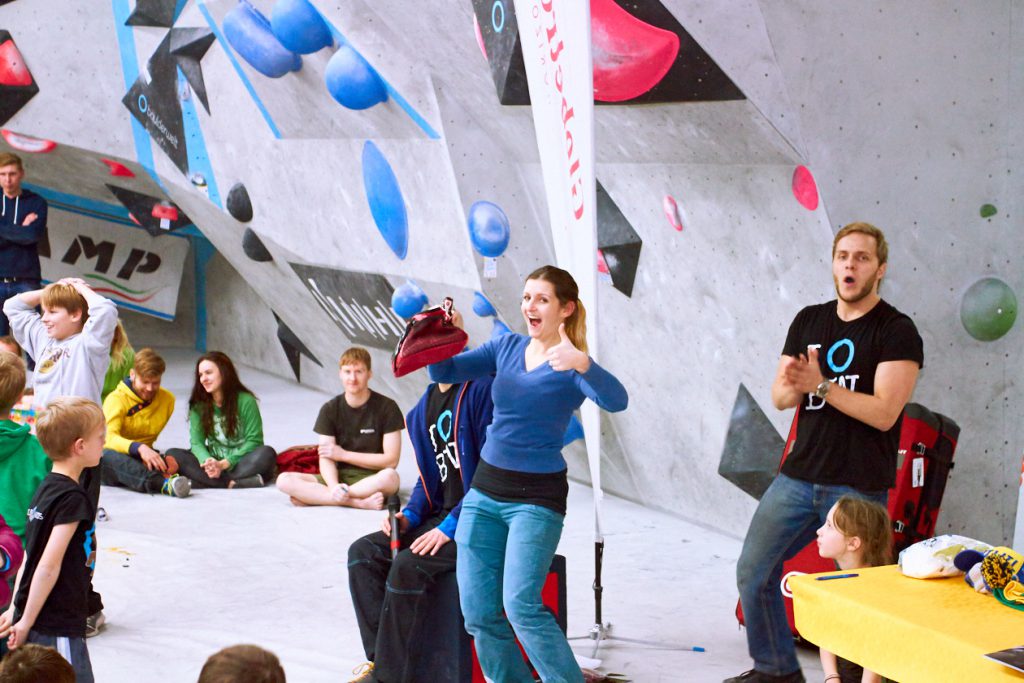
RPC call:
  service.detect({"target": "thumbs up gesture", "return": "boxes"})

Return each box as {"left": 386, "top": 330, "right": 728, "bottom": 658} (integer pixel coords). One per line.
{"left": 546, "top": 323, "right": 590, "bottom": 373}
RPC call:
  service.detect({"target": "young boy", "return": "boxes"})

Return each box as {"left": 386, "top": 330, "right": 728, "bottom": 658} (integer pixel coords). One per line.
{"left": 0, "top": 351, "right": 49, "bottom": 546}
{"left": 276, "top": 347, "right": 403, "bottom": 509}
{"left": 4, "top": 277, "right": 117, "bottom": 636}
{"left": 0, "top": 397, "right": 106, "bottom": 682}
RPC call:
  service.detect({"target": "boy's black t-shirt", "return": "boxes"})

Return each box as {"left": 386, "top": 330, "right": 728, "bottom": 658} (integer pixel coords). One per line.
{"left": 313, "top": 391, "right": 404, "bottom": 472}
{"left": 425, "top": 384, "right": 462, "bottom": 515}
{"left": 780, "top": 299, "right": 924, "bottom": 491}
{"left": 14, "top": 472, "right": 95, "bottom": 637}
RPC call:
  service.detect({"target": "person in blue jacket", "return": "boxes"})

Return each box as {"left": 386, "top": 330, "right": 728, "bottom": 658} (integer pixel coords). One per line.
{"left": 429, "top": 265, "right": 628, "bottom": 683}
{"left": 346, "top": 375, "right": 494, "bottom": 683}
{"left": 0, "top": 153, "right": 46, "bottom": 337}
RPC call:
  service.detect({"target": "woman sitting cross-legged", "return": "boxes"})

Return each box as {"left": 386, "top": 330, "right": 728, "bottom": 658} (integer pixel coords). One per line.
{"left": 165, "top": 352, "right": 276, "bottom": 489}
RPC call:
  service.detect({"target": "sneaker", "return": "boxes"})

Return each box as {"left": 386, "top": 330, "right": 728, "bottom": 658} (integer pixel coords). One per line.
{"left": 231, "top": 474, "right": 264, "bottom": 489}
{"left": 724, "top": 670, "right": 805, "bottom": 683}
{"left": 347, "top": 662, "right": 374, "bottom": 683}
{"left": 161, "top": 474, "right": 191, "bottom": 498}
{"left": 85, "top": 610, "right": 106, "bottom": 638}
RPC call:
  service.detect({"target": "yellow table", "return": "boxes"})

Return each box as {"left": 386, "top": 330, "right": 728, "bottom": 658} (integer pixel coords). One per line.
{"left": 791, "top": 565, "right": 1024, "bottom": 683}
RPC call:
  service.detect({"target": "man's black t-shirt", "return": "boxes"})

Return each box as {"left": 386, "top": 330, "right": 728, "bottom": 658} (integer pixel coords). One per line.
{"left": 14, "top": 472, "right": 95, "bottom": 637}
{"left": 313, "top": 390, "right": 404, "bottom": 472}
{"left": 780, "top": 299, "right": 923, "bottom": 491}
{"left": 425, "top": 384, "right": 462, "bottom": 515}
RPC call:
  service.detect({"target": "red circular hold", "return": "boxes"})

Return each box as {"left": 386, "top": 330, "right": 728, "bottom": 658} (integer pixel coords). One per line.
{"left": 1, "top": 129, "right": 56, "bottom": 153}
{"left": 792, "top": 165, "right": 819, "bottom": 210}
{"left": 591, "top": 0, "right": 680, "bottom": 102}
{"left": 102, "top": 159, "right": 135, "bottom": 178}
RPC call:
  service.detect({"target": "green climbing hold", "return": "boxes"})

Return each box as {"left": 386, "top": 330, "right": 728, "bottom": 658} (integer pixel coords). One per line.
{"left": 960, "top": 277, "right": 1017, "bottom": 341}
{"left": 980, "top": 203, "right": 997, "bottom": 218}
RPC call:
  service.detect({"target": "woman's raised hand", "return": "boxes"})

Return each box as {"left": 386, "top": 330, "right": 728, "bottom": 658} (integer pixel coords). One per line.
{"left": 545, "top": 324, "right": 590, "bottom": 373}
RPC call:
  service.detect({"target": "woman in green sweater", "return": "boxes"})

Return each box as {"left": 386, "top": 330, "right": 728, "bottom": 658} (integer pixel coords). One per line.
{"left": 165, "top": 351, "right": 275, "bottom": 489}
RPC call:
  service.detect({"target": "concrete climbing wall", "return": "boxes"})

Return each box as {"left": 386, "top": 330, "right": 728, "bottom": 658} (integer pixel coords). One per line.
{"left": 0, "top": 0, "right": 1019, "bottom": 545}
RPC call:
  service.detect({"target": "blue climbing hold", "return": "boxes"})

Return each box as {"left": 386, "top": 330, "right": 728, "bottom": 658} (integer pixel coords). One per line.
{"left": 223, "top": 0, "right": 301, "bottom": 78}
{"left": 362, "top": 141, "right": 408, "bottom": 259}
{"left": 472, "top": 291, "right": 497, "bottom": 317}
{"left": 391, "top": 281, "right": 428, "bottom": 319}
{"left": 271, "top": 0, "right": 333, "bottom": 54}
{"left": 467, "top": 201, "right": 511, "bottom": 257}
{"left": 490, "top": 319, "right": 512, "bottom": 340}
{"left": 325, "top": 44, "right": 388, "bottom": 110}
{"left": 562, "top": 414, "right": 584, "bottom": 446}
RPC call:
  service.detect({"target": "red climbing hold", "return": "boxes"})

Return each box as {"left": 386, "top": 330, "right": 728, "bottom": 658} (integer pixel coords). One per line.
{"left": 663, "top": 194, "right": 683, "bottom": 231}
{"left": 1, "top": 129, "right": 55, "bottom": 153}
{"left": 0, "top": 40, "right": 32, "bottom": 87}
{"left": 792, "top": 165, "right": 819, "bottom": 210}
{"left": 102, "top": 159, "right": 136, "bottom": 178}
{"left": 591, "top": 0, "right": 679, "bottom": 103}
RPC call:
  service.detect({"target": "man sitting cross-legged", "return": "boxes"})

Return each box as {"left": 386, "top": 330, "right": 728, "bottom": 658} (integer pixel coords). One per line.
{"left": 277, "top": 347, "right": 402, "bottom": 510}
{"left": 99, "top": 348, "right": 188, "bottom": 498}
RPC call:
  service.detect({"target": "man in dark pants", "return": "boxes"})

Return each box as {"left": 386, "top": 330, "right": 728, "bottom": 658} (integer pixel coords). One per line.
{"left": 0, "top": 153, "right": 46, "bottom": 337}
{"left": 346, "top": 376, "right": 493, "bottom": 683}
{"left": 727, "top": 223, "right": 923, "bottom": 683}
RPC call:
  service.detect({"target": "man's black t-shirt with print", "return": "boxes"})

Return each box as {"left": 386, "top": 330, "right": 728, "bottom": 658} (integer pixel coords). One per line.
{"left": 14, "top": 472, "right": 95, "bottom": 637}
{"left": 313, "top": 390, "right": 404, "bottom": 474}
{"left": 780, "top": 299, "right": 923, "bottom": 492}
{"left": 425, "top": 384, "right": 462, "bottom": 516}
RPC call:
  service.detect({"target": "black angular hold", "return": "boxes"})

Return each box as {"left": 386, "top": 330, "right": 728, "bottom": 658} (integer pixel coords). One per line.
{"left": 169, "top": 28, "right": 216, "bottom": 114}
{"left": 596, "top": 180, "right": 642, "bottom": 298}
{"left": 718, "top": 384, "right": 785, "bottom": 500}
{"left": 242, "top": 228, "right": 273, "bottom": 263}
{"left": 226, "top": 183, "right": 254, "bottom": 222}
{"left": 125, "top": 0, "right": 178, "bottom": 28}
{"left": 105, "top": 185, "right": 193, "bottom": 237}
{"left": 273, "top": 313, "right": 323, "bottom": 382}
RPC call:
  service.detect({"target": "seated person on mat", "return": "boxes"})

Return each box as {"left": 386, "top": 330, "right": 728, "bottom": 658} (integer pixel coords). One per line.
{"left": 165, "top": 352, "right": 275, "bottom": 489}
{"left": 345, "top": 375, "right": 494, "bottom": 683}
{"left": 277, "top": 347, "right": 402, "bottom": 510}
{"left": 100, "top": 348, "right": 189, "bottom": 498}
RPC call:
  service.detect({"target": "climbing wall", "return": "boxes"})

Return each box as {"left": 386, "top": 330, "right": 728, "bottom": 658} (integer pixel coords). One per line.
{"left": 1, "top": 0, "right": 1020, "bottom": 543}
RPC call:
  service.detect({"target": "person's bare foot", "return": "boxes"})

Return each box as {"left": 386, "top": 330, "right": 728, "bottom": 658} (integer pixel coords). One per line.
{"left": 348, "top": 492, "right": 385, "bottom": 510}
{"left": 289, "top": 496, "right": 310, "bottom": 507}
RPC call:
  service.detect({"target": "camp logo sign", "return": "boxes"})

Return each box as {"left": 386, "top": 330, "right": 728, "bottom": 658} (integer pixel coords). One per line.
{"left": 290, "top": 263, "right": 406, "bottom": 350}
{"left": 42, "top": 215, "right": 189, "bottom": 321}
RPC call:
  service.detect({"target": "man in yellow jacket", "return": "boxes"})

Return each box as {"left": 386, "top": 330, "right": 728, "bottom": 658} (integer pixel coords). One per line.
{"left": 100, "top": 348, "right": 188, "bottom": 497}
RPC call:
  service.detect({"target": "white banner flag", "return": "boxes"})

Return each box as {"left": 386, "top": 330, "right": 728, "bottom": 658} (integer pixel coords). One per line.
{"left": 513, "top": 0, "right": 604, "bottom": 537}
{"left": 42, "top": 211, "right": 189, "bottom": 320}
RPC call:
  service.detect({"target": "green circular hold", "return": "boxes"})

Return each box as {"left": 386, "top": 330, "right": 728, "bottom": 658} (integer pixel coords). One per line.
{"left": 980, "top": 203, "right": 998, "bottom": 218}
{"left": 960, "top": 277, "right": 1018, "bottom": 341}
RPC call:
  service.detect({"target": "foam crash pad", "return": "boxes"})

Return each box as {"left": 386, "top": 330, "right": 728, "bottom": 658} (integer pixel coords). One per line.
{"left": 223, "top": 0, "right": 302, "bottom": 78}
{"left": 271, "top": 0, "right": 333, "bottom": 54}
{"left": 325, "top": 44, "right": 387, "bottom": 110}
{"left": 361, "top": 141, "right": 408, "bottom": 259}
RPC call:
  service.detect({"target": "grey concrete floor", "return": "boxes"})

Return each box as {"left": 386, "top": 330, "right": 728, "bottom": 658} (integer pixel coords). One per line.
{"left": 86, "top": 348, "right": 822, "bottom": 682}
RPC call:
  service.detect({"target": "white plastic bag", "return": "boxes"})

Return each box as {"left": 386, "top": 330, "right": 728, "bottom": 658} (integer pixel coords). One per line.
{"left": 898, "top": 534, "right": 993, "bottom": 579}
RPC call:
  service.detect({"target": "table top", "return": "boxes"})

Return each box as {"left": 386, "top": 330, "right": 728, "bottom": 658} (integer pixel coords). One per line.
{"left": 791, "top": 565, "right": 1024, "bottom": 683}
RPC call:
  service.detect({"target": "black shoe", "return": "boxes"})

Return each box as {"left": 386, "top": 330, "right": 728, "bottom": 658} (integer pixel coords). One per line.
{"left": 723, "top": 670, "right": 805, "bottom": 683}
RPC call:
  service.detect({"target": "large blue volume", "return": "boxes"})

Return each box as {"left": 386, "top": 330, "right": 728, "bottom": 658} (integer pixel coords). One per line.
{"left": 223, "top": 0, "right": 301, "bottom": 78}
{"left": 325, "top": 44, "right": 388, "bottom": 110}
{"left": 362, "top": 141, "right": 408, "bottom": 259}
{"left": 467, "top": 200, "right": 511, "bottom": 257}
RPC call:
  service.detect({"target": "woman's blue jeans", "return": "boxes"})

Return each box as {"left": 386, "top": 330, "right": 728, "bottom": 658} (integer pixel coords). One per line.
{"left": 455, "top": 489, "right": 582, "bottom": 683}
{"left": 735, "top": 473, "right": 887, "bottom": 676}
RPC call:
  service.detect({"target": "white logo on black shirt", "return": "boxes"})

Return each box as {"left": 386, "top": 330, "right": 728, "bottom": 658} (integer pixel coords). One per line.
{"left": 27, "top": 507, "right": 43, "bottom": 522}
{"left": 359, "top": 428, "right": 375, "bottom": 434}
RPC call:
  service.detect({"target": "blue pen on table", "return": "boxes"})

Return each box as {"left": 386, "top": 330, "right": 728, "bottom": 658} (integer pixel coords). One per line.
{"left": 816, "top": 573, "right": 859, "bottom": 581}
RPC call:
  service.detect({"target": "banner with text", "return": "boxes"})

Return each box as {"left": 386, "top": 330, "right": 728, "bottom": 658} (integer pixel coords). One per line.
{"left": 513, "top": 0, "right": 604, "bottom": 535}
{"left": 42, "top": 211, "right": 189, "bottom": 320}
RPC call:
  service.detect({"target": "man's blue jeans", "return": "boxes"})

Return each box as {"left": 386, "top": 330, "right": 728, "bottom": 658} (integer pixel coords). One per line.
{"left": 736, "top": 473, "right": 887, "bottom": 676}
{"left": 100, "top": 449, "right": 164, "bottom": 493}
{"left": 455, "top": 489, "right": 582, "bottom": 683}
{"left": 0, "top": 279, "right": 38, "bottom": 336}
